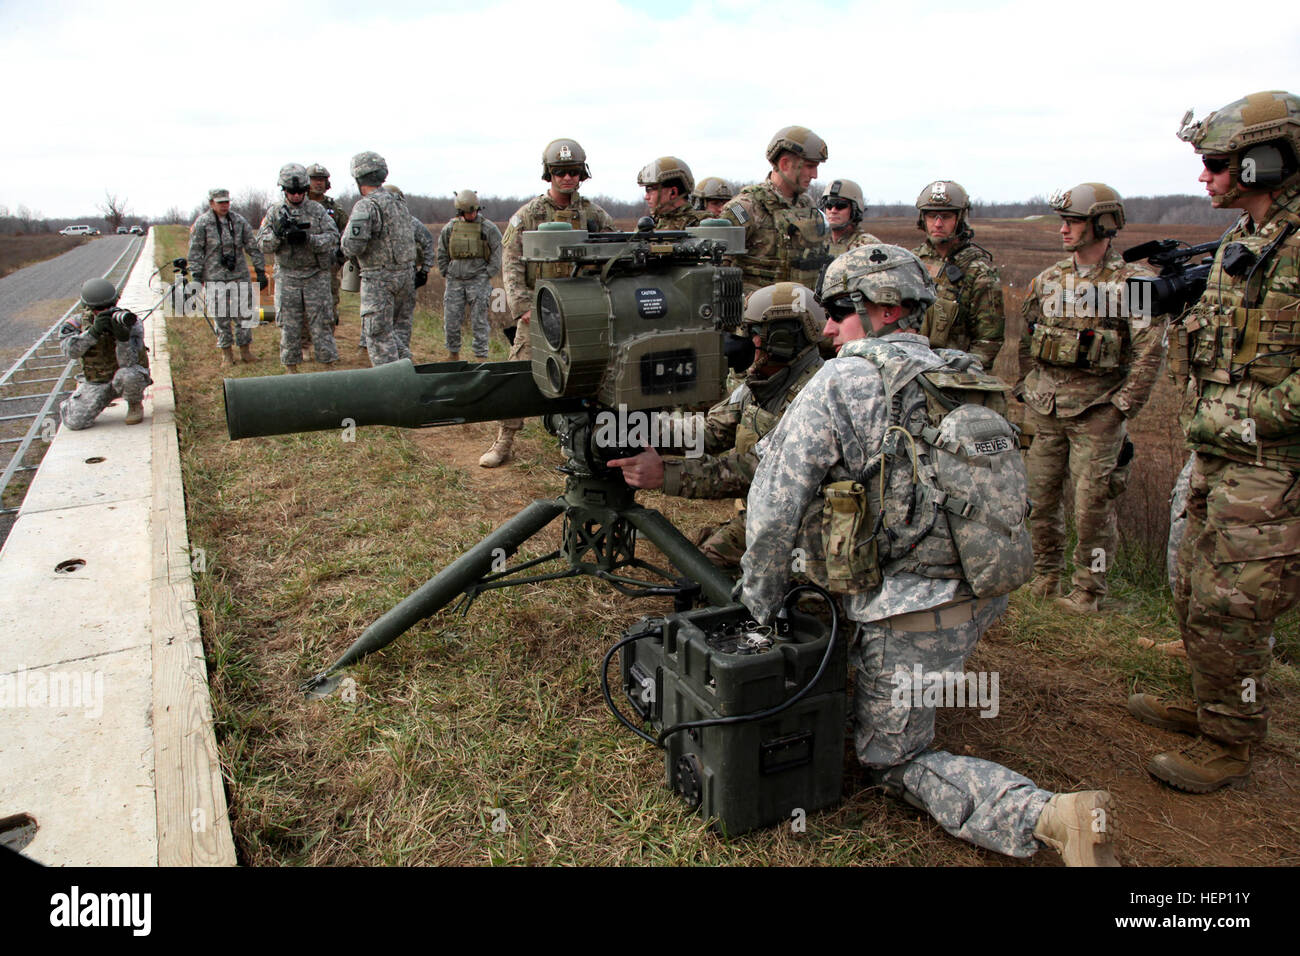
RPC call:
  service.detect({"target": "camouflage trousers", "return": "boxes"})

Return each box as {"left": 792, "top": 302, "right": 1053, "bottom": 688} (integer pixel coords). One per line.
{"left": 1172, "top": 453, "right": 1299, "bottom": 745}
{"left": 204, "top": 279, "right": 257, "bottom": 348}
{"left": 697, "top": 511, "right": 747, "bottom": 569}
{"left": 1026, "top": 402, "right": 1128, "bottom": 596}
{"left": 852, "top": 595, "right": 1053, "bottom": 858}
{"left": 277, "top": 272, "right": 338, "bottom": 367}
{"left": 1167, "top": 453, "right": 1195, "bottom": 592}
{"left": 361, "top": 267, "right": 415, "bottom": 367}
{"left": 59, "top": 366, "right": 150, "bottom": 431}
{"left": 443, "top": 274, "right": 492, "bottom": 357}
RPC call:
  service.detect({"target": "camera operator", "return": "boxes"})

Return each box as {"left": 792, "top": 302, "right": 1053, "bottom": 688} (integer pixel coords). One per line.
{"left": 1129, "top": 90, "right": 1300, "bottom": 794}
{"left": 257, "top": 164, "right": 341, "bottom": 372}
{"left": 188, "top": 187, "right": 268, "bottom": 367}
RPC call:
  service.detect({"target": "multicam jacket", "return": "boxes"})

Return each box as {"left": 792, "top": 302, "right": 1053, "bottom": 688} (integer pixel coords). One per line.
{"left": 914, "top": 237, "right": 1005, "bottom": 370}
{"left": 828, "top": 221, "right": 882, "bottom": 258}
{"left": 652, "top": 201, "right": 703, "bottom": 231}
{"left": 502, "top": 193, "right": 616, "bottom": 321}
{"left": 1018, "top": 247, "right": 1162, "bottom": 418}
{"left": 720, "top": 180, "right": 831, "bottom": 293}
{"left": 1175, "top": 181, "right": 1300, "bottom": 470}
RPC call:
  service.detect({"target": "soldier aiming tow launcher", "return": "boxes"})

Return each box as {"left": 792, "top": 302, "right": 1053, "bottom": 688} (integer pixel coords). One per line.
{"left": 225, "top": 220, "right": 850, "bottom": 833}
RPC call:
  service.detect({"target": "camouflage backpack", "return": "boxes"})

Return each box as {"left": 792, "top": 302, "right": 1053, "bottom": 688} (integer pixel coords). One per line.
{"left": 843, "top": 339, "right": 1033, "bottom": 597}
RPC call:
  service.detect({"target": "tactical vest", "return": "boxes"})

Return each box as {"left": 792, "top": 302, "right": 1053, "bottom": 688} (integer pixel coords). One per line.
{"left": 653, "top": 205, "right": 703, "bottom": 231}
{"left": 732, "top": 348, "right": 822, "bottom": 456}
{"left": 729, "top": 185, "right": 830, "bottom": 289}
{"left": 449, "top": 218, "right": 489, "bottom": 260}
{"left": 79, "top": 315, "right": 119, "bottom": 383}
{"left": 822, "top": 339, "right": 1030, "bottom": 595}
{"left": 1176, "top": 187, "right": 1300, "bottom": 469}
{"left": 1027, "top": 252, "right": 1136, "bottom": 374}
{"left": 920, "top": 243, "right": 989, "bottom": 352}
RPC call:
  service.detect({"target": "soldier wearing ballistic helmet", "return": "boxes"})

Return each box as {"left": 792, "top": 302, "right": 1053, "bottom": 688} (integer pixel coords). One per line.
{"left": 437, "top": 189, "right": 502, "bottom": 361}
{"left": 912, "top": 180, "right": 1006, "bottom": 371}
{"left": 307, "top": 163, "right": 348, "bottom": 332}
{"left": 1129, "top": 90, "right": 1300, "bottom": 794}
{"left": 692, "top": 177, "right": 733, "bottom": 218}
{"left": 607, "top": 282, "right": 826, "bottom": 569}
{"left": 59, "top": 278, "right": 151, "bottom": 429}
{"left": 257, "top": 163, "right": 341, "bottom": 371}
{"left": 478, "top": 137, "right": 616, "bottom": 468}
{"left": 739, "top": 243, "right": 1119, "bottom": 867}
{"left": 188, "top": 187, "right": 268, "bottom": 366}
{"left": 340, "top": 151, "right": 418, "bottom": 366}
{"left": 819, "top": 178, "right": 880, "bottom": 256}
{"left": 637, "top": 156, "right": 702, "bottom": 230}
{"left": 720, "top": 125, "right": 831, "bottom": 294}
{"left": 1017, "top": 182, "right": 1163, "bottom": 613}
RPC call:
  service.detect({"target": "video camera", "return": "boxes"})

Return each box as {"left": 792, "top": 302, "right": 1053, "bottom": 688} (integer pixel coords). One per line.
{"left": 1123, "top": 236, "right": 1257, "bottom": 316}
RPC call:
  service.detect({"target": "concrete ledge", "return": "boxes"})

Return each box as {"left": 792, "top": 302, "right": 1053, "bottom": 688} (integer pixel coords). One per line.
{"left": 0, "top": 229, "right": 236, "bottom": 865}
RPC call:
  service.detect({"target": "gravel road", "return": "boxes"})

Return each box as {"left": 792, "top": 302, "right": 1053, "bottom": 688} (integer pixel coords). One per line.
{"left": 0, "top": 236, "right": 141, "bottom": 353}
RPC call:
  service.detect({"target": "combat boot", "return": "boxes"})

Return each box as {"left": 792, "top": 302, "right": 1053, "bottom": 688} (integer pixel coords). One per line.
{"left": 1127, "top": 693, "right": 1199, "bottom": 735}
{"left": 1024, "top": 573, "right": 1061, "bottom": 598}
{"left": 220, "top": 347, "right": 236, "bottom": 368}
{"left": 478, "top": 424, "right": 519, "bottom": 468}
{"left": 285, "top": 365, "right": 299, "bottom": 374}
{"left": 1033, "top": 790, "right": 1119, "bottom": 867}
{"left": 239, "top": 344, "right": 257, "bottom": 363}
{"left": 124, "top": 401, "right": 144, "bottom": 425}
{"left": 1148, "top": 737, "right": 1250, "bottom": 793}
{"left": 448, "top": 351, "right": 460, "bottom": 362}
{"left": 1054, "top": 587, "right": 1101, "bottom": 613}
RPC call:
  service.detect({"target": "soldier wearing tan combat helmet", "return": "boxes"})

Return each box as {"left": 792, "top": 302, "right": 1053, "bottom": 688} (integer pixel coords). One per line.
{"left": 911, "top": 180, "right": 1005, "bottom": 371}
{"left": 638, "top": 156, "right": 702, "bottom": 230}
{"left": 1017, "top": 183, "right": 1164, "bottom": 613}
{"left": 720, "top": 126, "right": 831, "bottom": 294}
{"left": 818, "top": 178, "right": 880, "bottom": 256}
{"left": 692, "top": 177, "right": 733, "bottom": 218}
{"left": 478, "top": 138, "right": 616, "bottom": 468}
{"left": 436, "top": 189, "right": 502, "bottom": 361}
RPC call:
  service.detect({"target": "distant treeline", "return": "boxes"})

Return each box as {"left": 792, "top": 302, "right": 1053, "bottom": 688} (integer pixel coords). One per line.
{"left": 0, "top": 189, "right": 1237, "bottom": 235}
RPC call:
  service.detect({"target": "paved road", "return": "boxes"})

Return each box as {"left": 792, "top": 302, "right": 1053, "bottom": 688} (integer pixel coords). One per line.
{"left": 0, "top": 235, "right": 141, "bottom": 352}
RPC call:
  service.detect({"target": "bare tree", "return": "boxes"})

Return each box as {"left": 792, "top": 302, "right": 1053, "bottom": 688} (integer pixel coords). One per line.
{"left": 16, "top": 204, "right": 43, "bottom": 234}
{"left": 99, "top": 192, "right": 130, "bottom": 232}
{"left": 234, "top": 188, "right": 269, "bottom": 227}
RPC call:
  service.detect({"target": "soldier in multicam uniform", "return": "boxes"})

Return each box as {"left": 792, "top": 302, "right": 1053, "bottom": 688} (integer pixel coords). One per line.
{"left": 437, "top": 189, "right": 502, "bottom": 361}
{"left": 818, "top": 178, "right": 880, "bottom": 256}
{"left": 307, "top": 164, "right": 352, "bottom": 346}
{"left": 720, "top": 126, "right": 831, "bottom": 295}
{"left": 1129, "top": 90, "right": 1300, "bottom": 793}
{"left": 188, "top": 187, "right": 268, "bottom": 367}
{"left": 339, "top": 151, "right": 417, "bottom": 367}
{"left": 1016, "top": 183, "right": 1164, "bottom": 612}
{"left": 740, "top": 244, "right": 1118, "bottom": 866}
{"left": 59, "top": 278, "right": 151, "bottom": 429}
{"left": 637, "top": 156, "right": 702, "bottom": 230}
{"left": 912, "top": 180, "right": 1006, "bottom": 372}
{"left": 607, "top": 283, "right": 825, "bottom": 569}
{"left": 257, "top": 164, "right": 340, "bottom": 372}
{"left": 478, "top": 138, "right": 616, "bottom": 468}
{"left": 691, "top": 177, "right": 733, "bottom": 218}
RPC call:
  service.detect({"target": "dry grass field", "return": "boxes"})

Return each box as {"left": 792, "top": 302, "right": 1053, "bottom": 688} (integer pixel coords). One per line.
{"left": 0, "top": 234, "right": 89, "bottom": 280}
{"left": 156, "top": 220, "right": 1299, "bottom": 867}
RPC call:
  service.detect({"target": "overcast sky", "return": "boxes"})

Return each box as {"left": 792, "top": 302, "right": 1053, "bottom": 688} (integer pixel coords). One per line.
{"left": 3, "top": 0, "right": 1297, "bottom": 219}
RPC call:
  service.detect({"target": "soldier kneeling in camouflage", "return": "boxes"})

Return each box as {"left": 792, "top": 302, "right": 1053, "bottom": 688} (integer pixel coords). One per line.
{"left": 59, "top": 279, "right": 151, "bottom": 429}
{"left": 740, "top": 245, "right": 1118, "bottom": 865}
{"left": 607, "top": 283, "right": 825, "bottom": 570}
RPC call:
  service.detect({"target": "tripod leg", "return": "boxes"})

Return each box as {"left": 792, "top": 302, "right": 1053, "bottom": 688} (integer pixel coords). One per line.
{"left": 626, "top": 507, "right": 737, "bottom": 607}
{"left": 303, "top": 498, "right": 565, "bottom": 694}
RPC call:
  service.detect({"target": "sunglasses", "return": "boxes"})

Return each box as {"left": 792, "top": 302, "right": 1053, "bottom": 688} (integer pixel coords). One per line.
{"left": 823, "top": 200, "right": 850, "bottom": 211}
{"left": 552, "top": 167, "right": 583, "bottom": 178}
{"left": 823, "top": 295, "right": 859, "bottom": 320}
{"left": 1202, "top": 156, "right": 1230, "bottom": 174}
{"left": 285, "top": 188, "right": 307, "bottom": 195}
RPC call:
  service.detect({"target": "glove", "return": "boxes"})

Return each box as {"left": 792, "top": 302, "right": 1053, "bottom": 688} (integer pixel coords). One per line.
{"left": 414, "top": 268, "right": 428, "bottom": 289}
{"left": 256, "top": 269, "right": 269, "bottom": 290}
{"left": 91, "top": 312, "right": 113, "bottom": 337}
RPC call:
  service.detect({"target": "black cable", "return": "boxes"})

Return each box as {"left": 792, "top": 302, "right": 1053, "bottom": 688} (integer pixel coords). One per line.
{"left": 600, "top": 630, "right": 661, "bottom": 746}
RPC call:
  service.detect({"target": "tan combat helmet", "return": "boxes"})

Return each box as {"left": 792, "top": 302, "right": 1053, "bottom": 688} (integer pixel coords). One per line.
{"left": 818, "top": 244, "right": 937, "bottom": 334}
{"left": 766, "top": 126, "right": 829, "bottom": 165}
{"left": 915, "top": 180, "right": 973, "bottom": 237}
{"left": 693, "top": 177, "right": 733, "bottom": 207}
{"left": 454, "top": 189, "right": 480, "bottom": 213}
{"left": 1178, "top": 90, "right": 1300, "bottom": 205}
{"left": 819, "top": 179, "right": 866, "bottom": 222}
{"left": 1049, "top": 182, "right": 1125, "bottom": 249}
{"left": 541, "top": 138, "right": 592, "bottom": 181}
{"left": 636, "top": 156, "right": 695, "bottom": 195}
{"left": 306, "top": 164, "right": 330, "bottom": 197}
{"left": 743, "top": 282, "right": 829, "bottom": 360}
